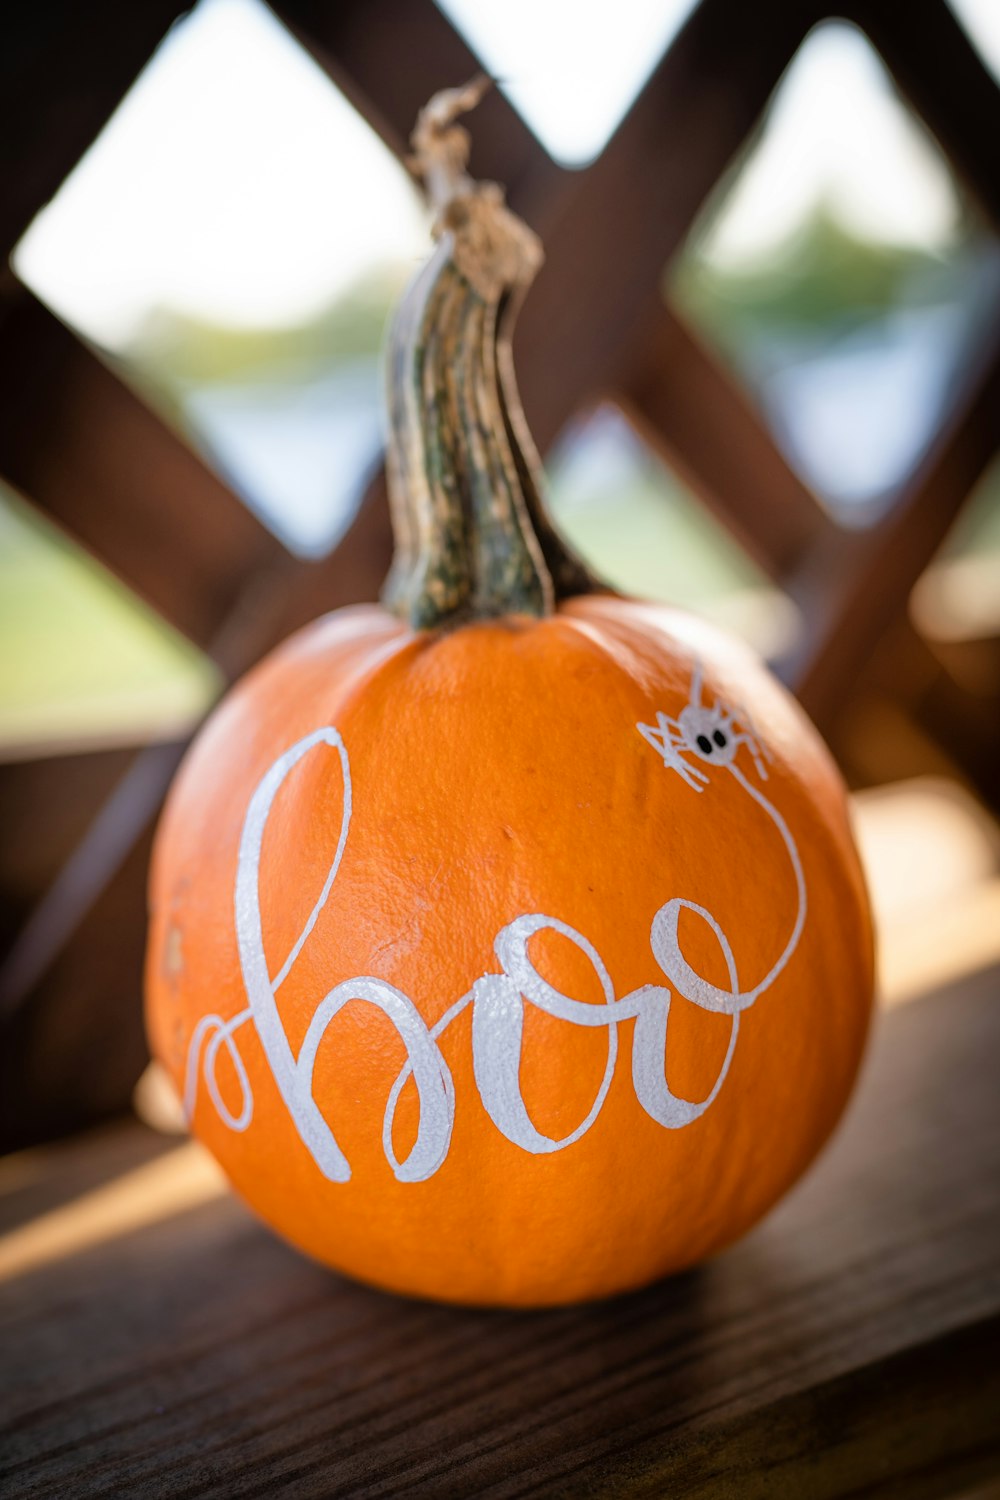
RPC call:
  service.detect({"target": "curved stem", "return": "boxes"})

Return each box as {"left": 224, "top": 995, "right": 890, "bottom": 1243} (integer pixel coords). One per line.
{"left": 382, "top": 79, "right": 603, "bottom": 630}
{"left": 494, "top": 287, "right": 602, "bottom": 601}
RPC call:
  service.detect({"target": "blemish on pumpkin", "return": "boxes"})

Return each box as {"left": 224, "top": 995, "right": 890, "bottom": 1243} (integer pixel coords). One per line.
{"left": 170, "top": 1016, "right": 185, "bottom": 1069}
{"left": 163, "top": 923, "right": 184, "bottom": 982}
{"left": 501, "top": 824, "right": 514, "bottom": 841}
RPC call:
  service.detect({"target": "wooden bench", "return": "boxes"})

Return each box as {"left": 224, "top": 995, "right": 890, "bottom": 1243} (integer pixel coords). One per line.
{"left": 2, "top": 964, "right": 998, "bottom": 1497}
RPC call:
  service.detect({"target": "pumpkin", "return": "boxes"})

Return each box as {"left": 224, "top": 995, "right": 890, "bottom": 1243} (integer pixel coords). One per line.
{"left": 146, "top": 79, "right": 874, "bottom": 1307}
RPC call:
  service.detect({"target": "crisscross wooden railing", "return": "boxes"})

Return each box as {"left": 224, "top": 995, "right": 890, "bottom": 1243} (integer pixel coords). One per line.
{"left": 1, "top": 0, "right": 998, "bottom": 1149}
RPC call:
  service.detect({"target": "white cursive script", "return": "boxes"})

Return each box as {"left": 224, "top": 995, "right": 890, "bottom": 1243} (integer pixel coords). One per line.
{"left": 184, "top": 668, "right": 806, "bottom": 1181}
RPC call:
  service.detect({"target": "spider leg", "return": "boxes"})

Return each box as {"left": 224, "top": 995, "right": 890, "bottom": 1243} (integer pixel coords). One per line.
{"left": 667, "top": 748, "right": 708, "bottom": 790}
{"left": 660, "top": 714, "right": 688, "bottom": 737}
{"left": 736, "top": 699, "right": 774, "bottom": 761}
{"left": 716, "top": 693, "right": 772, "bottom": 779}
{"left": 637, "top": 712, "right": 684, "bottom": 752}
{"left": 660, "top": 716, "right": 700, "bottom": 754}
{"left": 731, "top": 730, "right": 769, "bottom": 780}
{"left": 637, "top": 718, "right": 670, "bottom": 755}
{"left": 663, "top": 726, "right": 710, "bottom": 789}
{"left": 637, "top": 715, "right": 708, "bottom": 790}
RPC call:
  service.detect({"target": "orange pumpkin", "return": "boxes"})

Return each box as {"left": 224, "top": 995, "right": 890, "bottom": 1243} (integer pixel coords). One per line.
{"left": 146, "top": 81, "right": 874, "bottom": 1307}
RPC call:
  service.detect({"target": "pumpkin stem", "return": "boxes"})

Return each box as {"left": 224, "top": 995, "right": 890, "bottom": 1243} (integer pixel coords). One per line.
{"left": 382, "top": 79, "right": 601, "bottom": 629}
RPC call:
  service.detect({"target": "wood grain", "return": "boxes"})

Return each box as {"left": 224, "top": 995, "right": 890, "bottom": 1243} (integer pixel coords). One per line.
{"left": 0, "top": 0, "right": 188, "bottom": 257}
{"left": 620, "top": 308, "right": 831, "bottom": 579}
{"left": 2, "top": 968, "right": 998, "bottom": 1497}
{"left": 846, "top": 0, "right": 1000, "bottom": 230}
{"left": 276, "top": 0, "right": 563, "bottom": 223}
{"left": 0, "top": 294, "right": 282, "bottom": 651}
{"left": 785, "top": 325, "right": 1000, "bottom": 728}
{"left": 514, "top": 0, "right": 826, "bottom": 453}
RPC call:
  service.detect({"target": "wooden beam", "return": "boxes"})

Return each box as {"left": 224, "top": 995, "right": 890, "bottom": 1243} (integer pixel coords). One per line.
{"left": 257, "top": 471, "right": 394, "bottom": 646}
{"left": 0, "top": 746, "right": 141, "bottom": 923}
{"left": 283, "top": 0, "right": 824, "bottom": 463}
{"left": 0, "top": 1, "right": 187, "bottom": 257}
{"left": 515, "top": 0, "right": 826, "bottom": 452}
{"left": 0, "top": 292, "right": 282, "bottom": 649}
{"left": 275, "top": 0, "right": 563, "bottom": 221}
{"left": 785, "top": 326, "right": 1000, "bottom": 727}
{"left": 0, "top": 822, "right": 155, "bottom": 1153}
{"left": 0, "top": 0, "right": 550, "bottom": 665}
{"left": 845, "top": 0, "right": 1000, "bottom": 230}
{"left": 804, "top": 612, "right": 999, "bottom": 806}
{"left": 620, "top": 307, "right": 831, "bottom": 579}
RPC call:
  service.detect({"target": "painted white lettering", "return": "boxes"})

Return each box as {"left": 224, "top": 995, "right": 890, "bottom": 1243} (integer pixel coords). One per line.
{"left": 183, "top": 667, "right": 807, "bottom": 1180}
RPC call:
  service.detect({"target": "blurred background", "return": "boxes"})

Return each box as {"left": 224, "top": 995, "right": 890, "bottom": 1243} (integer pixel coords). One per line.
{"left": 1, "top": 0, "right": 999, "bottom": 1151}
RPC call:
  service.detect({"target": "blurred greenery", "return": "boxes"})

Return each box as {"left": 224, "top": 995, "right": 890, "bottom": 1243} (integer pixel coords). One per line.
{"left": 113, "top": 264, "right": 408, "bottom": 432}
{"left": 128, "top": 266, "right": 408, "bottom": 385}
{"left": 672, "top": 204, "right": 1000, "bottom": 556}
{"left": 0, "top": 487, "right": 218, "bottom": 756}
{"left": 674, "top": 208, "right": 967, "bottom": 356}
{"left": 546, "top": 408, "right": 767, "bottom": 593}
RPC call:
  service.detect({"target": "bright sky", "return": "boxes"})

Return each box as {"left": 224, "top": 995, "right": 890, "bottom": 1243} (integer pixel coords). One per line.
{"left": 948, "top": 0, "right": 1000, "bottom": 80}
{"left": 13, "top": 0, "right": 1000, "bottom": 339}
{"left": 14, "top": 0, "right": 429, "bottom": 340}
{"left": 434, "top": 0, "right": 700, "bottom": 165}
{"left": 699, "top": 22, "right": 963, "bottom": 268}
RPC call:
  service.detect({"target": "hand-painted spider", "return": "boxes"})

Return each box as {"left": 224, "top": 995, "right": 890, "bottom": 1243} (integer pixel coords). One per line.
{"left": 637, "top": 662, "right": 773, "bottom": 790}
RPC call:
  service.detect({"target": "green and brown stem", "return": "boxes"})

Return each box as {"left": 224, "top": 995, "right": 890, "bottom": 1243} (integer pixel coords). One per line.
{"left": 382, "top": 77, "right": 602, "bottom": 631}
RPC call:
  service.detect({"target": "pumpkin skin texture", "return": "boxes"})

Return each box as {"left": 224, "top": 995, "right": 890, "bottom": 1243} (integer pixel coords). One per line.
{"left": 146, "top": 594, "right": 874, "bottom": 1307}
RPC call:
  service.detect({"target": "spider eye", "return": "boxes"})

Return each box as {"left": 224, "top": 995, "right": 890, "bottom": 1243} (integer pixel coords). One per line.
{"left": 696, "top": 734, "right": 713, "bottom": 754}
{"left": 713, "top": 729, "right": 726, "bottom": 748}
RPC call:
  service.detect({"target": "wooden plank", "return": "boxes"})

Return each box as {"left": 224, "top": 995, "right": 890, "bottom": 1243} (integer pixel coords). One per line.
{"left": 845, "top": 0, "right": 1000, "bottom": 229}
{"left": 620, "top": 307, "right": 831, "bottom": 579}
{"left": 0, "top": 741, "right": 185, "bottom": 1023}
{"left": 887, "top": 624, "right": 1000, "bottom": 812}
{"left": 0, "top": 0, "right": 187, "bottom": 256}
{"left": 786, "top": 326, "right": 1000, "bottom": 727}
{"left": 0, "top": 293, "right": 282, "bottom": 649}
{"left": 0, "top": 1117, "right": 178, "bottom": 1240}
{"left": 255, "top": 469, "right": 394, "bottom": 646}
{"left": 1, "top": 966, "right": 998, "bottom": 1495}
{"left": 0, "top": 746, "right": 140, "bottom": 922}
{"left": 0, "top": 821, "right": 154, "bottom": 1154}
